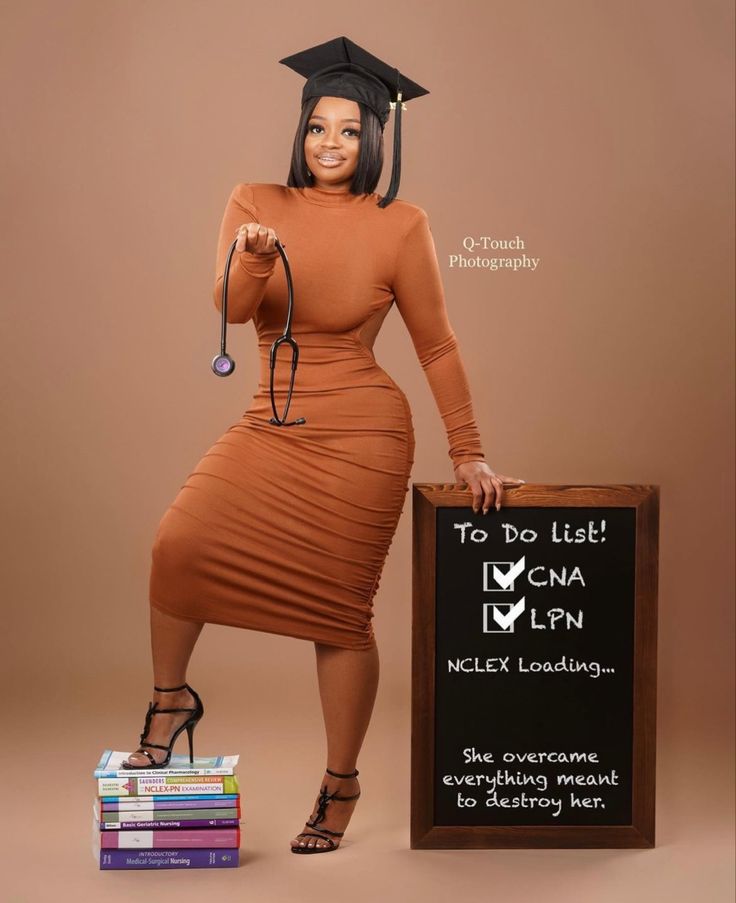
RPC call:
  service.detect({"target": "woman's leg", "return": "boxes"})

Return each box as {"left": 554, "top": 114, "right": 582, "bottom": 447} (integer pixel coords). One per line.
{"left": 124, "top": 605, "right": 205, "bottom": 767}
{"left": 290, "top": 640, "right": 379, "bottom": 850}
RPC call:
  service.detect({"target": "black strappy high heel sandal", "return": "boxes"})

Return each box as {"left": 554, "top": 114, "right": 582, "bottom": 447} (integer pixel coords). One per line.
{"left": 291, "top": 767, "right": 361, "bottom": 854}
{"left": 121, "top": 683, "right": 204, "bottom": 770}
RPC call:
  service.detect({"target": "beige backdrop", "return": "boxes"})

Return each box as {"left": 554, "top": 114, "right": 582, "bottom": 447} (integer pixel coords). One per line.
{"left": 1, "top": 1, "right": 733, "bottom": 900}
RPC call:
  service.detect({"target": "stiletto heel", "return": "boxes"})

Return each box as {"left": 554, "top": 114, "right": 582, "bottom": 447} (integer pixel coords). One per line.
{"left": 186, "top": 721, "right": 196, "bottom": 764}
{"left": 291, "top": 767, "right": 361, "bottom": 854}
{"left": 122, "top": 683, "right": 204, "bottom": 770}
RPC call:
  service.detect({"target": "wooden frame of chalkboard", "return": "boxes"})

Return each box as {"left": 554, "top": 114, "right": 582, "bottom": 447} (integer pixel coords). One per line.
{"left": 411, "top": 483, "right": 659, "bottom": 849}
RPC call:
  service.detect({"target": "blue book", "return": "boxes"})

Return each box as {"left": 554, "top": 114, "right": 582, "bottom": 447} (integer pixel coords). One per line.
{"left": 94, "top": 750, "right": 239, "bottom": 778}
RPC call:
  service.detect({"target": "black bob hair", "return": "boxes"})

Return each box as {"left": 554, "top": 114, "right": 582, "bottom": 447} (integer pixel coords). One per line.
{"left": 285, "top": 95, "right": 385, "bottom": 197}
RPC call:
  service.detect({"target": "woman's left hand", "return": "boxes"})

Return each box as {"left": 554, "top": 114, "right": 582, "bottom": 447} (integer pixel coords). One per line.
{"left": 453, "top": 461, "right": 526, "bottom": 514}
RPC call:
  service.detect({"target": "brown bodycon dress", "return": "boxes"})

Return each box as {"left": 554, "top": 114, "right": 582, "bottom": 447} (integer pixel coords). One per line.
{"left": 148, "top": 183, "right": 485, "bottom": 650}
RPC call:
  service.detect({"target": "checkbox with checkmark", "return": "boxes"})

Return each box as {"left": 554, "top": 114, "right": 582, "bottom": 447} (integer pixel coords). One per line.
{"left": 483, "top": 555, "right": 526, "bottom": 592}
{"left": 483, "top": 597, "right": 526, "bottom": 633}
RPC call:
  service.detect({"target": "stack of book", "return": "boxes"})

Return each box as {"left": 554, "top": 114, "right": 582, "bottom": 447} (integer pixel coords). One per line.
{"left": 92, "top": 750, "right": 241, "bottom": 870}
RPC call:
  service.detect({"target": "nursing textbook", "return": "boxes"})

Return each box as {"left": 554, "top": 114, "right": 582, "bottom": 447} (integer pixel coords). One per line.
{"left": 97, "top": 774, "right": 240, "bottom": 797}
{"left": 94, "top": 750, "right": 239, "bottom": 778}
{"left": 98, "top": 794, "right": 240, "bottom": 811}
{"left": 95, "top": 802, "right": 240, "bottom": 830}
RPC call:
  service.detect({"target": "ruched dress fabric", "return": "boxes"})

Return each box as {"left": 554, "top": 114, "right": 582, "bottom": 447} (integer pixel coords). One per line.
{"left": 149, "top": 183, "right": 485, "bottom": 650}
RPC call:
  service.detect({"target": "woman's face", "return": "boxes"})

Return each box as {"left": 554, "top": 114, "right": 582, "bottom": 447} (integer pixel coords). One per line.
{"left": 304, "top": 96, "right": 361, "bottom": 191}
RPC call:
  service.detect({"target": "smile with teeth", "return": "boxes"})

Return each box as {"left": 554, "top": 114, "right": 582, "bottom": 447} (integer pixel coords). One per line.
{"left": 317, "top": 155, "right": 344, "bottom": 166}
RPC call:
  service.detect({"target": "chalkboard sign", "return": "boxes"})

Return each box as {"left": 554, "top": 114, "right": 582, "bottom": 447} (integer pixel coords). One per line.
{"left": 411, "top": 484, "right": 659, "bottom": 849}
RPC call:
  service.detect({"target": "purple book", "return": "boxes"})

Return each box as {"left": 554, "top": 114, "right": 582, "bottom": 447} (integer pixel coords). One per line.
{"left": 100, "top": 818, "right": 240, "bottom": 830}
{"left": 98, "top": 848, "right": 239, "bottom": 870}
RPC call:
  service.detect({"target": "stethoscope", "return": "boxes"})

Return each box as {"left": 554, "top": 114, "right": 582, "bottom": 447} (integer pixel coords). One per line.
{"left": 211, "top": 236, "right": 306, "bottom": 427}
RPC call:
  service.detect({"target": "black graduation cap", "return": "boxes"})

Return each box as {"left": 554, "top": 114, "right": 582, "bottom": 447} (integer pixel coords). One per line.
{"left": 279, "top": 36, "right": 429, "bottom": 207}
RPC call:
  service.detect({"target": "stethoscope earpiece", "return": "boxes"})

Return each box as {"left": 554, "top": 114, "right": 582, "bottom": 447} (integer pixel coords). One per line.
{"left": 214, "top": 234, "right": 305, "bottom": 426}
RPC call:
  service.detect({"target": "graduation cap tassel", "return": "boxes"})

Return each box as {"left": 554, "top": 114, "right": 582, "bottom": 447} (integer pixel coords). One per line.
{"left": 377, "top": 88, "right": 403, "bottom": 208}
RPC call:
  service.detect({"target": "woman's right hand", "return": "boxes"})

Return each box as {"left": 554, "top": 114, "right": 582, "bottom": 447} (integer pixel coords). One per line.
{"left": 235, "top": 222, "right": 279, "bottom": 255}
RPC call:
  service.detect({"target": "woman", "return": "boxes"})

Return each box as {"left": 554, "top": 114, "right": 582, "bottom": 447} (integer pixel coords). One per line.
{"left": 122, "top": 38, "right": 525, "bottom": 854}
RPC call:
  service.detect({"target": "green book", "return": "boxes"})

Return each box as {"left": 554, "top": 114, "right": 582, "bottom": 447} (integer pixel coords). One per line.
{"left": 98, "top": 774, "right": 240, "bottom": 797}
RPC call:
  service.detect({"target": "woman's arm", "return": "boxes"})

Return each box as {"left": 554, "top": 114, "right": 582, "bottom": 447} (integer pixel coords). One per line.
{"left": 392, "top": 208, "right": 486, "bottom": 469}
{"left": 213, "top": 183, "right": 279, "bottom": 324}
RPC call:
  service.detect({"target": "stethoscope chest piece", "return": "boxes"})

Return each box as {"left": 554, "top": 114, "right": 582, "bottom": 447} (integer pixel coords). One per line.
{"left": 211, "top": 352, "right": 236, "bottom": 377}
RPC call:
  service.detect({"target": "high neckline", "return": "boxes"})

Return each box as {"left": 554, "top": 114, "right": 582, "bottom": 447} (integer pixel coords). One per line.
{"left": 294, "top": 185, "right": 374, "bottom": 208}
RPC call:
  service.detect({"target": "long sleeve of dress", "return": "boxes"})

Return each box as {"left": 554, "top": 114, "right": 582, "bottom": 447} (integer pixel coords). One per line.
{"left": 392, "top": 208, "right": 486, "bottom": 469}
{"left": 213, "top": 183, "right": 279, "bottom": 324}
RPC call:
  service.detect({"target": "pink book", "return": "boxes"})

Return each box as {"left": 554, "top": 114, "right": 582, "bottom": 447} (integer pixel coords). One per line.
{"left": 99, "top": 827, "right": 240, "bottom": 849}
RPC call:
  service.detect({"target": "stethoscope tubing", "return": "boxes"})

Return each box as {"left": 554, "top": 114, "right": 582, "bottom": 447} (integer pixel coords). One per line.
{"left": 212, "top": 236, "right": 306, "bottom": 427}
